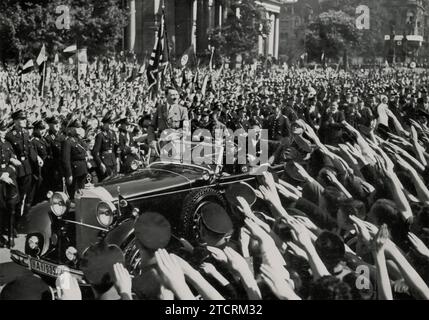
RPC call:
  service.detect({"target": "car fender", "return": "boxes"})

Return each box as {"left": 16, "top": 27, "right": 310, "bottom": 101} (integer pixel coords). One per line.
{"left": 105, "top": 219, "right": 135, "bottom": 248}
{"left": 21, "top": 201, "right": 52, "bottom": 256}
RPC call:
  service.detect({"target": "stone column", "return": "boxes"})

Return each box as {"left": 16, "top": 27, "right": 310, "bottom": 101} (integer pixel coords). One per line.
{"left": 128, "top": 0, "right": 136, "bottom": 52}
{"left": 208, "top": 0, "right": 214, "bottom": 30}
{"left": 192, "top": 0, "right": 198, "bottom": 51}
{"left": 274, "top": 14, "right": 280, "bottom": 59}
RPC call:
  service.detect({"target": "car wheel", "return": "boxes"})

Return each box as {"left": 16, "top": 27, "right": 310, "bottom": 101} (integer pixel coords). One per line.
{"left": 180, "top": 188, "right": 227, "bottom": 243}
{"left": 122, "top": 236, "right": 141, "bottom": 276}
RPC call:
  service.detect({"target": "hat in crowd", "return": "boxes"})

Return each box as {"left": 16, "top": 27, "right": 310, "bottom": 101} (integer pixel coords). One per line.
{"left": 200, "top": 203, "right": 233, "bottom": 235}
{"left": 134, "top": 212, "right": 171, "bottom": 250}
{"left": 0, "top": 275, "right": 53, "bottom": 300}
{"left": 67, "top": 119, "right": 82, "bottom": 128}
{"left": 102, "top": 111, "right": 115, "bottom": 124}
{"left": 45, "top": 116, "right": 59, "bottom": 125}
{"left": 80, "top": 242, "right": 125, "bottom": 287}
{"left": 11, "top": 109, "right": 26, "bottom": 120}
{"left": 117, "top": 117, "right": 131, "bottom": 126}
{"left": 201, "top": 108, "right": 210, "bottom": 116}
{"left": 32, "top": 120, "right": 46, "bottom": 131}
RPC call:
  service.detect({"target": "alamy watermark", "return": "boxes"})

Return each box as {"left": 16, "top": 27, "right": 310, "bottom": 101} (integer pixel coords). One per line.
{"left": 55, "top": 5, "right": 71, "bottom": 30}
{"left": 356, "top": 5, "right": 370, "bottom": 30}
{"left": 158, "top": 123, "right": 269, "bottom": 174}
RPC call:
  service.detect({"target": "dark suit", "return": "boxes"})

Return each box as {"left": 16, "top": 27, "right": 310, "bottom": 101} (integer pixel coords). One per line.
{"left": 92, "top": 129, "right": 118, "bottom": 181}
{"left": 31, "top": 134, "right": 49, "bottom": 204}
{"left": 5, "top": 127, "right": 37, "bottom": 216}
{"left": 0, "top": 140, "right": 18, "bottom": 237}
{"left": 45, "top": 131, "right": 65, "bottom": 191}
{"left": 62, "top": 136, "right": 89, "bottom": 197}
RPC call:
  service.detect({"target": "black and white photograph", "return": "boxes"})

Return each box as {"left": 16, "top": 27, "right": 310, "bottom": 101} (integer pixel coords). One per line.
{"left": 1, "top": 0, "right": 429, "bottom": 305}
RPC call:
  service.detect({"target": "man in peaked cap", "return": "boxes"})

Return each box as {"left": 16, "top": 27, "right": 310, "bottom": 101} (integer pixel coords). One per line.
{"left": 92, "top": 110, "right": 119, "bottom": 181}
{"left": 62, "top": 119, "right": 89, "bottom": 199}
{"left": 44, "top": 116, "right": 66, "bottom": 192}
{"left": 0, "top": 119, "right": 19, "bottom": 248}
{"left": 30, "top": 120, "right": 49, "bottom": 205}
{"left": 132, "top": 212, "right": 172, "bottom": 300}
{"left": 6, "top": 109, "right": 38, "bottom": 228}
{"left": 199, "top": 203, "right": 233, "bottom": 248}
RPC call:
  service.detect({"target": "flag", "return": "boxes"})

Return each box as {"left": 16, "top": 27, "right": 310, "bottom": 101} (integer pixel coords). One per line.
{"left": 180, "top": 45, "right": 196, "bottom": 68}
{"left": 63, "top": 44, "right": 77, "bottom": 55}
{"left": 146, "top": 10, "right": 168, "bottom": 92}
{"left": 209, "top": 47, "right": 215, "bottom": 71}
{"left": 18, "top": 59, "right": 34, "bottom": 75}
{"left": 36, "top": 45, "right": 48, "bottom": 66}
{"left": 181, "top": 69, "right": 189, "bottom": 88}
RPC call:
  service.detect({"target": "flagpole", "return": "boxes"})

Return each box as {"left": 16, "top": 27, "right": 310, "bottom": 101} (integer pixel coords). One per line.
{"left": 41, "top": 57, "right": 47, "bottom": 97}
{"left": 162, "top": 0, "right": 174, "bottom": 86}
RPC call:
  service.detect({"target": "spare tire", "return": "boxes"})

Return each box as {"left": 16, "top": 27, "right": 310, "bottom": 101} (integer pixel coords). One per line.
{"left": 180, "top": 188, "right": 227, "bottom": 243}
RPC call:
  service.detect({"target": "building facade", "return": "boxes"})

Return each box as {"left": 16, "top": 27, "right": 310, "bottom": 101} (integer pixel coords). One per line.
{"left": 124, "top": 0, "right": 282, "bottom": 62}
{"left": 383, "top": 0, "right": 429, "bottom": 63}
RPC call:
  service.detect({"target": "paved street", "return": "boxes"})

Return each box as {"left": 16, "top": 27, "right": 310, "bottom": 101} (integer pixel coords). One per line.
{"left": 0, "top": 236, "right": 32, "bottom": 287}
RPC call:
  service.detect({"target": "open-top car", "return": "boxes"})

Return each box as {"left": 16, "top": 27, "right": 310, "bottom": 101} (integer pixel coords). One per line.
{"left": 11, "top": 161, "right": 285, "bottom": 286}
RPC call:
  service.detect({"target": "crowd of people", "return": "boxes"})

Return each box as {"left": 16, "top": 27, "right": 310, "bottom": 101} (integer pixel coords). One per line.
{"left": 1, "top": 60, "right": 429, "bottom": 300}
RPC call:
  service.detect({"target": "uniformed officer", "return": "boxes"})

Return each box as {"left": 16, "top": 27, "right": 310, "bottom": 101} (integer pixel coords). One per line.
{"left": 6, "top": 110, "right": 38, "bottom": 224}
{"left": 30, "top": 120, "right": 49, "bottom": 204}
{"left": 92, "top": 112, "right": 118, "bottom": 181}
{"left": 62, "top": 120, "right": 89, "bottom": 199}
{"left": 232, "top": 106, "right": 250, "bottom": 132}
{"left": 198, "top": 203, "right": 233, "bottom": 248}
{"left": 148, "top": 87, "right": 189, "bottom": 158}
{"left": 0, "top": 120, "right": 19, "bottom": 248}
{"left": 45, "top": 116, "right": 65, "bottom": 192}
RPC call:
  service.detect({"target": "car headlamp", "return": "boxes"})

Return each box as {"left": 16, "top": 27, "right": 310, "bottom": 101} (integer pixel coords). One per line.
{"left": 50, "top": 192, "right": 70, "bottom": 217}
{"left": 96, "top": 201, "right": 116, "bottom": 227}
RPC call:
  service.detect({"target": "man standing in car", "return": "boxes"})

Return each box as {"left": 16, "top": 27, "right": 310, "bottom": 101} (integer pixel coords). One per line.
{"left": 147, "top": 87, "right": 189, "bottom": 160}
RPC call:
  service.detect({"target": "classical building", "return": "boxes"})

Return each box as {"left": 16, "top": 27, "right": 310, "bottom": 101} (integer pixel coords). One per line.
{"left": 123, "top": 0, "right": 282, "bottom": 62}
{"left": 278, "top": 0, "right": 429, "bottom": 64}
{"left": 383, "top": 0, "right": 429, "bottom": 63}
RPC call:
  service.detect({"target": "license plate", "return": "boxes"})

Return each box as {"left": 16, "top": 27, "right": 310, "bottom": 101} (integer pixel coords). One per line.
{"left": 29, "top": 258, "right": 59, "bottom": 277}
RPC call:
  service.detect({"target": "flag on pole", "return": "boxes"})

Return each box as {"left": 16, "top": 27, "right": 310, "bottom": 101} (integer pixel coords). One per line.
{"left": 64, "top": 44, "right": 77, "bottom": 54}
{"left": 209, "top": 47, "right": 215, "bottom": 71}
{"left": 180, "top": 45, "right": 196, "bottom": 68}
{"left": 18, "top": 59, "right": 34, "bottom": 75}
{"left": 36, "top": 45, "right": 48, "bottom": 66}
{"left": 146, "top": 10, "right": 168, "bottom": 93}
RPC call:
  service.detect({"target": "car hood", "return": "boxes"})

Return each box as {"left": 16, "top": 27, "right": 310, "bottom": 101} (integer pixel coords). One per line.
{"left": 98, "top": 164, "right": 206, "bottom": 200}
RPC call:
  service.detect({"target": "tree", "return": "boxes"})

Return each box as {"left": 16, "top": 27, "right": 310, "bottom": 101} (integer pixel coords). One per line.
{"left": 0, "top": 0, "right": 127, "bottom": 63}
{"left": 305, "top": 10, "right": 360, "bottom": 62}
{"left": 317, "top": 0, "right": 388, "bottom": 60}
{"left": 208, "top": 0, "right": 271, "bottom": 65}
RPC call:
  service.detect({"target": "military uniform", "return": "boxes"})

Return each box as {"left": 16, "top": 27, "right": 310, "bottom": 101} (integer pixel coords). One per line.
{"left": 5, "top": 110, "right": 37, "bottom": 221}
{"left": 92, "top": 114, "right": 118, "bottom": 181}
{"left": 62, "top": 120, "right": 89, "bottom": 198}
{"left": 44, "top": 117, "right": 65, "bottom": 192}
{"left": 30, "top": 121, "right": 49, "bottom": 204}
{"left": 148, "top": 103, "right": 189, "bottom": 143}
{"left": 0, "top": 121, "right": 19, "bottom": 247}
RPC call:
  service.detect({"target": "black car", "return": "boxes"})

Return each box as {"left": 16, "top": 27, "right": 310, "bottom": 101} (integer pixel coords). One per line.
{"left": 11, "top": 161, "right": 284, "bottom": 285}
